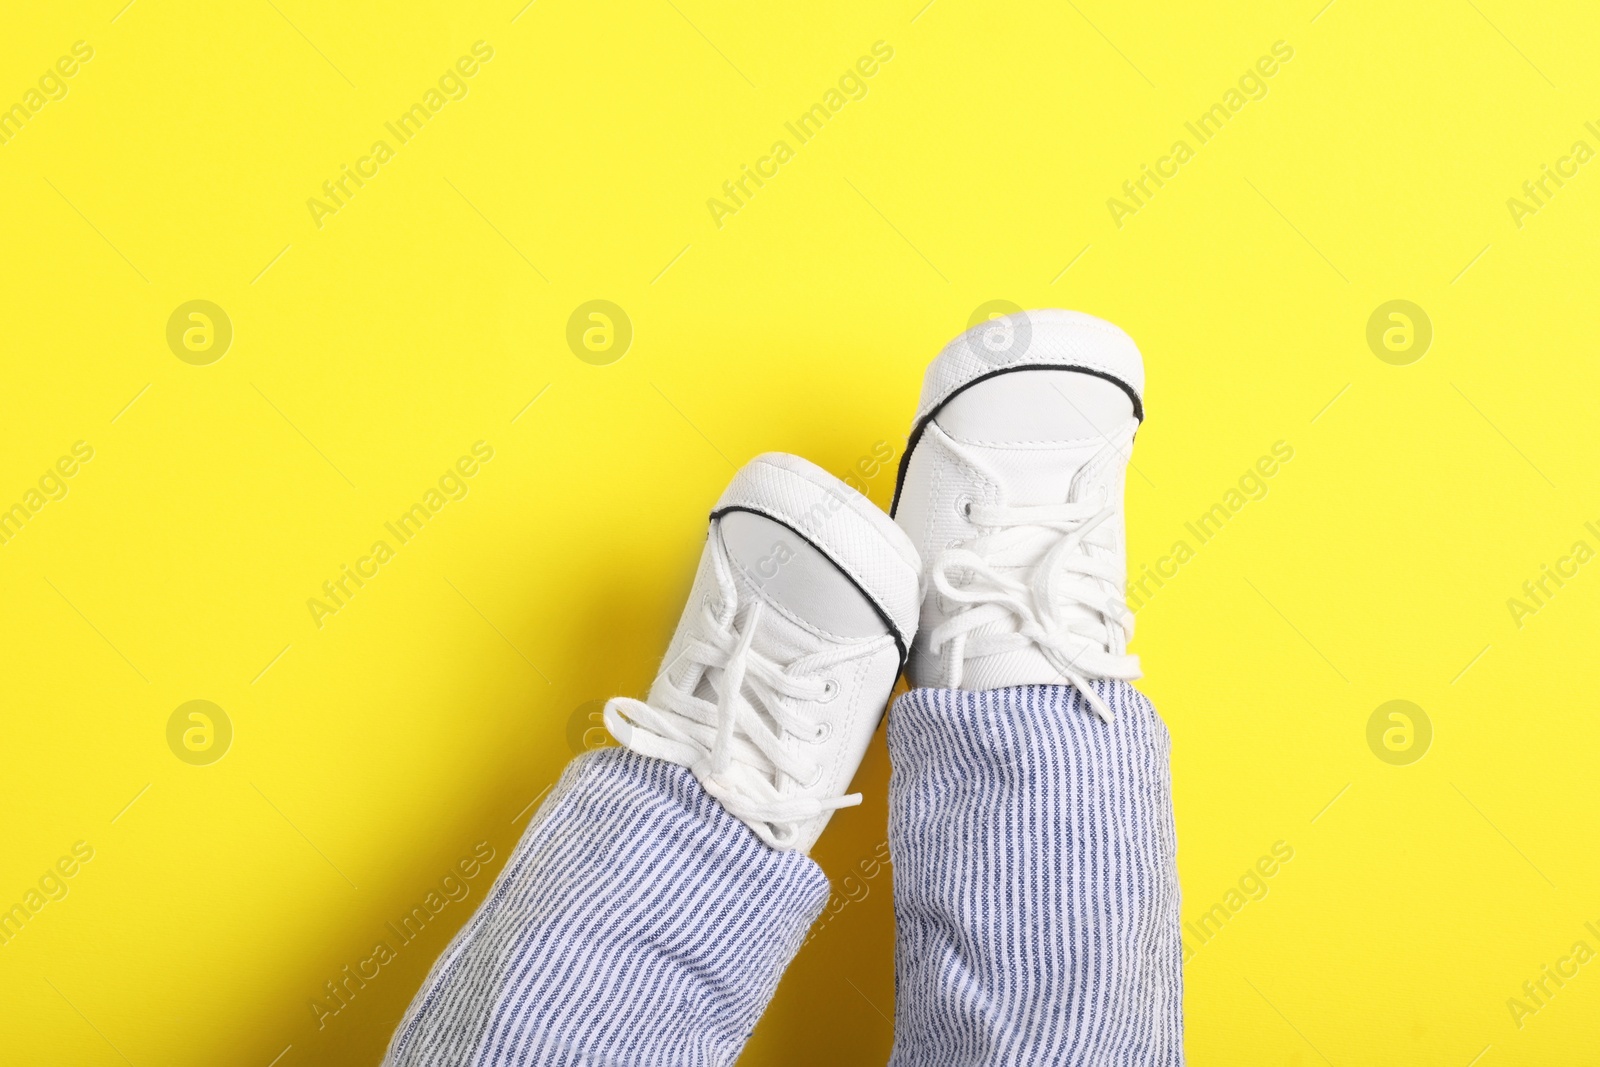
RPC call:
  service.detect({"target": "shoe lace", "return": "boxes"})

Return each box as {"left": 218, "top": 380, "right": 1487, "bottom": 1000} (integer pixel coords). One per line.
{"left": 603, "top": 533, "right": 892, "bottom": 848}
{"left": 926, "top": 492, "right": 1139, "bottom": 722}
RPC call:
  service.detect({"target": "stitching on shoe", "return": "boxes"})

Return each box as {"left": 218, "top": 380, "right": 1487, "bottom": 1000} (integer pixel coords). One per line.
{"left": 920, "top": 352, "right": 1140, "bottom": 419}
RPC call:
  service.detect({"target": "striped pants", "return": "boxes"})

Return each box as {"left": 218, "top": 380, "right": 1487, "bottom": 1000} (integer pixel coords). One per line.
{"left": 384, "top": 682, "right": 1183, "bottom": 1066}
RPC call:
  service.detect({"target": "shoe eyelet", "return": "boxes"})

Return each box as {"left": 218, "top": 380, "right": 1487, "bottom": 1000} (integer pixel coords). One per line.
{"left": 810, "top": 721, "right": 832, "bottom": 743}
{"left": 955, "top": 494, "right": 975, "bottom": 519}
{"left": 820, "top": 678, "right": 839, "bottom": 702}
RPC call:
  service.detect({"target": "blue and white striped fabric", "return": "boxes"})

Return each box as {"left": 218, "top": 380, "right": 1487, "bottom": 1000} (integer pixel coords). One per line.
{"left": 888, "top": 680, "right": 1183, "bottom": 1065}
{"left": 383, "top": 749, "right": 829, "bottom": 1067}
{"left": 385, "top": 680, "right": 1181, "bottom": 1065}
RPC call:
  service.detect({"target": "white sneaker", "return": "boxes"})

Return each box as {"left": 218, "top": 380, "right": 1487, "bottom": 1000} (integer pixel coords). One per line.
{"left": 890, "top": 309, "right": 1145, "bottom": 721}
{"left": 605, "top": 453, "right": 921, "bottom": 852}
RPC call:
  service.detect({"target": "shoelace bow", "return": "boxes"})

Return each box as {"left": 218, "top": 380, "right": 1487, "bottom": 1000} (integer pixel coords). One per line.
{"left": 927, "top": 494, "right": 1139, "bottom": 722}
{"left": 604, "top": 536, "right": 892, "bottom": 848}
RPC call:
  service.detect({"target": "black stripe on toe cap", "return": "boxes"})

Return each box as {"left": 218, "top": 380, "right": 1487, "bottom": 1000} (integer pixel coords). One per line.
{"left": 710, "top": 504, "right": 911, "bottom": 669}
{"left": 889, "top": 364, "right": 1144, "bottom": 517}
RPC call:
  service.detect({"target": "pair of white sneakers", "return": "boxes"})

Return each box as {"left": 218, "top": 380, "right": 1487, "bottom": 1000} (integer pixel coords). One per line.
{"left": 603, "top": 309, "right": 1146, "bottom": 852}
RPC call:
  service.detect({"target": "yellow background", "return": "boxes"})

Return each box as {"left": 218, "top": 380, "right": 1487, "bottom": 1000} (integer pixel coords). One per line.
{"left": 3, "top": 0, "right": 1597, "bottom": 1063}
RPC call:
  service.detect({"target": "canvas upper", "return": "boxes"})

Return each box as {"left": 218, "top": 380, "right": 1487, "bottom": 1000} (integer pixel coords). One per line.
{"left": 891, "top": 310, "right": 1145, "bottom": 720}
{"left": 606, "top": 452, "right": 920, "bottom": 852}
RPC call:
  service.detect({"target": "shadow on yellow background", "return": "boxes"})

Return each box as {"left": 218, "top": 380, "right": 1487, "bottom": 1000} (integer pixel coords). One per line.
{"left": 3, "top": 0, "right": 1598, "bottom": 1063}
